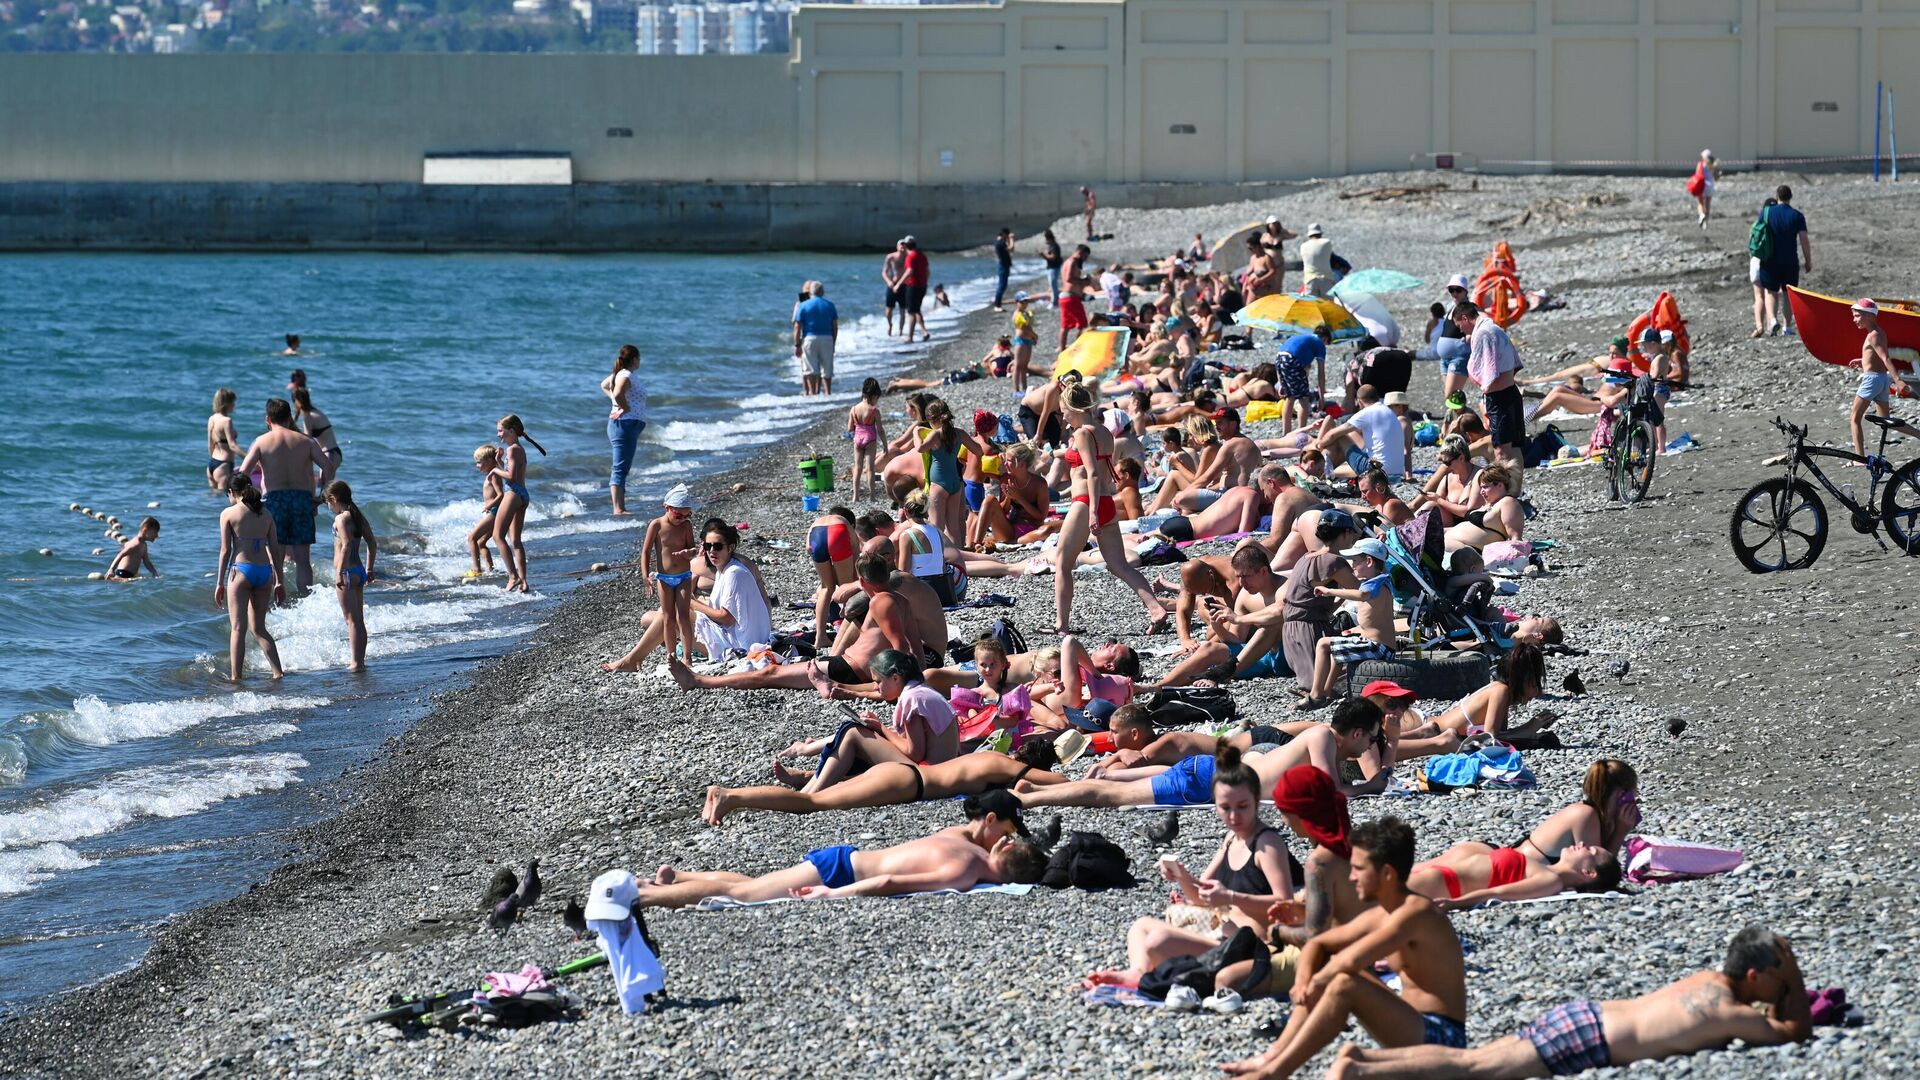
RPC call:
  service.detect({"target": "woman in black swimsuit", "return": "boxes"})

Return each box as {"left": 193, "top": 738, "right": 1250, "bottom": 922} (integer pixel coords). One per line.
{"left": 702, "top": 739, "right": 1064, "bottom": 825}
{"left": 292, "top": 387, "right": 342, "bottom": 468}
{"left": 1084, "top": 744, "right": 1297, "bottom": 990}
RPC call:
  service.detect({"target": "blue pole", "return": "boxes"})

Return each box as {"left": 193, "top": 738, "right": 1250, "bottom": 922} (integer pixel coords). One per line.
{"left": 1875, "top": 80, "right": 1883, "bottom": 182}
{"left": 1893, "top": 92, "right": 1900, "bottom": 182}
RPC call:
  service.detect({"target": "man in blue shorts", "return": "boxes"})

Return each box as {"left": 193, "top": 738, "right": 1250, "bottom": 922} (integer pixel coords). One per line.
{"left": 236, "top": 397, "right": 333, "bottom": 595}
{"left": 637, "top": 791, "right": 1046, "bottom": 908}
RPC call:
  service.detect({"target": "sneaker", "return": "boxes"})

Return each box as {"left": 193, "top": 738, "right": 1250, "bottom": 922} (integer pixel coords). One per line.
{"left": 1202, "top": 989, "right": 1245, "bottom": 1015}
{"left": 1784, "top": 326, "right": 1797, "bottom": 337}
{"left": 1164, "top": 985, "right": 1202, "bottom": 1012}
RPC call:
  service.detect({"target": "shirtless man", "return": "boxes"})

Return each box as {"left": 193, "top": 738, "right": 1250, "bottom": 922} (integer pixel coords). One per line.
{"left": 1155, "top": 462, "right": 1289, "bottom": 545}
{"left": 1164, "top": 542, "right": 1278, "bottom": 665}
{"left": 882, "top": 240, "right": 907, "bottom": 337}
{"left": 235, "top": 398, "right": 334, "bottom": 595}
{"left": 669, "top": 554, "right": 913, "bottom": 694}
{"left": 1059, "top": 244, "right": 1093, "bottom": 351}
{"left": 1845, "top": 299, "right": 1919, "bottom": 458}
{"left": 1223, "top": 817, "right": 1467, "bottom": 1078}
{"left": 1164, "top": 408, "right": 1263, "bottom": 512}
{"left": 835, "top": 538, "right": 946, "bottom": 665}
{"left": 1331, "top": 926, "right": 1811, "bottom": 1079}
{"left": 638, "top": 792, "right": 1049, "bottom": 909}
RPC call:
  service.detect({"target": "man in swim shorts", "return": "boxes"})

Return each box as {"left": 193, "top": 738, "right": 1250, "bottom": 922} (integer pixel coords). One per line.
{"left": 236, "top": 397, "right": 334, "bottom": 596}
{"left": 1058, "top": 244, "right": 1092, "bottom": 350}
{"left": 1328, "top": 926, "right": 1811, "bottom": 1078}
{"left": 635, "top": 791, "right": 1048, "bottom": 908}
{"left": 1222, "top": 817, "right": 1467, "bottom": 1078}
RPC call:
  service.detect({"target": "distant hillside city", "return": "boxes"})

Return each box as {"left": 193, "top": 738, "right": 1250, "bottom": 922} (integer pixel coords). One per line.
{"left": 1, "top": 0, "right": 933, "bottom": 54}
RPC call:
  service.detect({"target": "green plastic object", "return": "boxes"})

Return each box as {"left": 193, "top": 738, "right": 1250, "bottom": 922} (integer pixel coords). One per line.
{"left": 799, "top": 456, "right": 835, "bottom": 494}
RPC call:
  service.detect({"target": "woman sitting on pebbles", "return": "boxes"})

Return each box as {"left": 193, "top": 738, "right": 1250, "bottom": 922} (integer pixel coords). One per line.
{"left": 702, "top": 738, "right": 1067, "bottom": 826}
{"left": 970, "top": 443, "right": 1060, "bottom": 547}
{"left": 1509, "top": 759, "right": 1641, "bottom": 860}
{"left": 1409, "top": 436, "right": 1481, "bottom": 526}
{"left": 602, "top": 519, "right": 771, "bottom": 673}
{"left": 1083, "top": 745, "right": 1296, "bottom": 991}
{"left": 1443, "top": 465, "right": 1526, "bottom": 552}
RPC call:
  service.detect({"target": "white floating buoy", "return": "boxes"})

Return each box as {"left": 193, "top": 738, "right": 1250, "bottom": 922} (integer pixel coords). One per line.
{"left": 69, "top": 502, "right": 80, "bottom": 512}
{"left": 87, "top": 572, "right": 104, "bottom": 580}
{"left": 103, "top": 528, "right": 116, "bottom": 538}
{"left": 92, "top": 547, "right": 105, "bottom": 555}
{"left": 107, "top": 516, "right": 120, "bottom": 526}
{"left": 147, "top": 501, "right": 161, "bottom": 509}
{"left": 590, "top": 562, "right": 610, "bottom": 572}
{"left": 38, "top": 548, "right": 53, "bottom": 557}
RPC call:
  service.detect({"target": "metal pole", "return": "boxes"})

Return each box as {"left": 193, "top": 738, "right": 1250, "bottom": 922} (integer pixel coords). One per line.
{"left": 1893, "top": 92, "right": 1900, "bottom": 182}
{"left": 1875, "top": 80, "right": 1883, "bottom": 182}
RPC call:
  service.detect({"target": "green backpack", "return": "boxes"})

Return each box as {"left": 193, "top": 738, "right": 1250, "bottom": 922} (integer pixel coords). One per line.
{"left": 1747, "top": 211, "right": 1774, "bottom": 261}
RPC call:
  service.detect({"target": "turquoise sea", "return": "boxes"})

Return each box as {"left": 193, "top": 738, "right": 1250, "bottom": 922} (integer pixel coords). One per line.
{"left": 0, "top": 249, "right": 1007, "bottom": 1010}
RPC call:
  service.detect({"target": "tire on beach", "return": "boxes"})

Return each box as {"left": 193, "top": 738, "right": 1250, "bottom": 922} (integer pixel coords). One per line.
{"left": 1342, "top": 651, "right": 1489, "bottom": 702}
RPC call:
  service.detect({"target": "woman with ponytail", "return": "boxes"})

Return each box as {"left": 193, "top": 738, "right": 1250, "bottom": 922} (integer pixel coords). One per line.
{"left": 492, "top": 414, "right": 545, "bottom": 593}
{"left": 324, "top": 479, "right": 379, "bottom": 672}
{"left": 601, "top": 344, "right": 648, "bottom": 515}
{"left": 1054, "top": 376, "right": 1169, "bottom": 635}
{"left": 215, "top": 475, "right": 284, "bottom": 682}
{"left": 1510, "top": 758, "right": 1641, "bottom": 860}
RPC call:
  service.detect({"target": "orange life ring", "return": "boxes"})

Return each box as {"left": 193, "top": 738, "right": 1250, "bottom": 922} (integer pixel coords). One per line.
{"left": 1627, "top": 291, "right": 1690, "bottom": 371}
{"left": 1473, "top": 268, "right": 1528, "bottom": 327}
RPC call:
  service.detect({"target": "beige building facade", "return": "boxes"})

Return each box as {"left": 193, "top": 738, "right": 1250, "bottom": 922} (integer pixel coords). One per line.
{"left": 3, "top": 0, "right": 1917, "bottom": 184}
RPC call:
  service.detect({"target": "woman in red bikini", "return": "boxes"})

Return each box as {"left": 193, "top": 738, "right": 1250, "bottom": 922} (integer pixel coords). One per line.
{"left": 1409, "top": 839, "right": 1621, "bottom": 911}
{"left": 1052, "top": 377, "right": 1169, "bottom": 636}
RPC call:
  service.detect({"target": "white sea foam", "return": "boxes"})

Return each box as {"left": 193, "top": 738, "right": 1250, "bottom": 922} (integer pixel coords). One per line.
{"left": 0, "top": 843, "right": 97, "bottom": 897}
{"left": 0, "top": 752, "right": 307, "bottom": 852}
{"left": 0, "top": 737, "right": 25, "bottom": 788}
{"left": 51, "top": 692, "right": 329, "bottom": 748}
{"left": 216, "top": 722, "right": 300, "bottom": 747}
{"left": 262, "top": 588, "right": 531, "bottom": 672}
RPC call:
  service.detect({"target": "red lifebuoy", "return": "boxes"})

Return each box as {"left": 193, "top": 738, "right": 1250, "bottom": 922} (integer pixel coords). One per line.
{"left": 1627, "top": 291, "right": 1690, "bottom": 372}
{"left": 1472, "top": 241, "right": 1528, "bottom": 327}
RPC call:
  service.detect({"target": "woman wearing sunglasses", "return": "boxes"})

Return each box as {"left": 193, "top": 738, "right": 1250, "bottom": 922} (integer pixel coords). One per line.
{"left": 601, "top": 518, "right": 771, "bottom": 673}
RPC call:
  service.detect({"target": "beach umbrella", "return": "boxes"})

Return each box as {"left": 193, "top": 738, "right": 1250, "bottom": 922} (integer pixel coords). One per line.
{"left": 1337, "top": 291, "right": 1401, "bottom": 347}
{"left": 1234, "top": 294, "right": 1366, "bottom": 340}
{"left": 1208, "top": 221, "right": 1267, "bottom": 276}
{"left": 1053, "top": 325, "right": 1132, "bottom": 380}
{"left": 1332, "top": 267, "right": 1424, "bottom": 297}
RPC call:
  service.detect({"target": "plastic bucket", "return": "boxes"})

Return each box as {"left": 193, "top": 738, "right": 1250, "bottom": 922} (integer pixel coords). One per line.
{"left": 802, "top": 494, "right": 821, "bottom": 512}
{"left": 798, "top": 456, "right": 835, "bottom": 494}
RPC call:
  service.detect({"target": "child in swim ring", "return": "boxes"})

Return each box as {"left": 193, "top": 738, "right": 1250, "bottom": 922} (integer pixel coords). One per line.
{"left": 643, "top": 484, "right": 700, "bottom": 663}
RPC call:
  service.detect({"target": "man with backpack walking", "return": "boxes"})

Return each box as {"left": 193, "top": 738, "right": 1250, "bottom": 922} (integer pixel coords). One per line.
{"left": 1750, "top": 185, "right": 1812, "bottom": 338}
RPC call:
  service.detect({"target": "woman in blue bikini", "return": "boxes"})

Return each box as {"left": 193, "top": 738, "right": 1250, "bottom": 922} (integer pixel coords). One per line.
{"left": 215, "top": 477, "right": 285, "bottom": 682}
{"left": 324, "top": 480, "right": 378, "bottom": 673}
{"left": 491, "top": 414, "right": 546, "bottom": 594}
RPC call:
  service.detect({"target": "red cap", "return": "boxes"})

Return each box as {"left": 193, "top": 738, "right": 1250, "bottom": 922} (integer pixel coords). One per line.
{"left": 1359, "top": 679, "right": 1416, "bottom": 701}
{"left": 1852, "top": 298, "right": 1879, "bottom": 315}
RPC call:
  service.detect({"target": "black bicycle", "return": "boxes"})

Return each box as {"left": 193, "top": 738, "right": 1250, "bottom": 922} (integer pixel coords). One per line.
{"left": 1729, "top": 415, "right": 1920, "bottom": 572}
{"left": 1603, "top": 377, "right": 1657, "bottom": 504}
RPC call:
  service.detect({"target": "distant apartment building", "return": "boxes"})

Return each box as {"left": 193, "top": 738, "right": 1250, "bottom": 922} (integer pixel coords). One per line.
{"left": 634, "top": 0, "right": 788, "bottom": 56}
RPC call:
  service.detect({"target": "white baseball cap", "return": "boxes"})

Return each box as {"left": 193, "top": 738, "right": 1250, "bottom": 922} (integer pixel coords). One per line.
{"left": 586, "top": 868, "right": 639, "bottom": 921}
{"left": 1265, "top": 215, "right": 1280, "bottom": 226}
{"left": 1446, "top": 274, "right": 1472, "bottom": 291}
{"left": 1852, "top": 298, "right": 1879, "bottom": 314}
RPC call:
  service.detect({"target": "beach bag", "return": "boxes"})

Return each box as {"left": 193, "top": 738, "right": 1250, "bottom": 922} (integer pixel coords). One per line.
{"left": 1523, "top": 425, "right": 1569, "bottom": 467}
{"left": 1747, "top": 213, "right": 1774, "bottom": 261}
{"left": 1624, "top": 835, "right": 1744, "bottom": 884}
{"left": 988, "top": 617, "right": 1027, "bottom": 658}
{"left": 1145, "top": 686, "right": 1237, "bottom": 728}
{"left": 1040, "top": 831, "right": 1135, "bottom": 890}
{"left": 1137, "top": 926, "right": 1271, "bottom": 1000}
{"left": 1135, "top": 538, "right": 1187, "bottom": 566}
{"left": 1684, "top": 163, "right": 1707, "bottom": 198}
{"left": 1481, "top": 540, "right": 1534, "bottom": 574}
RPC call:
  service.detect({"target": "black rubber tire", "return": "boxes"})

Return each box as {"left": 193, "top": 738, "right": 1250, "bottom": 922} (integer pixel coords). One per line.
{"left": 1618, "top": 421, "right": 1656, "bottom": 504}
{"left": 1729, "top": 476, "right": 1827, "bottom": 573}
{"left": 1343, "top": 651, "right": 1490, "bottom": 702}
{"left": 1881, "top": 457, "right": 1920, "bottom": 556}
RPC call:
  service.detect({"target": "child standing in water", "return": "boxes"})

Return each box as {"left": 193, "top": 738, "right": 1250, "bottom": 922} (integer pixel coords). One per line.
{"left": 216, "top": 477, "right": 284, "bottom": 681}
{"left": 642, "top": 484, "right": 699, "bottom": 664}
{"left": 467, "top": 445, "right": 503, "bottom": 579}
{"left": 492, "top": 414, "right": 546, "bottom": 593}
{"left": 324, "top": 480, "right": 378, "bottom": 672}
{"left": 847, "top": 378, "right": 887, "bottom": 501}
{"left": 107, "top": 517, "right": 161, "bottom": 579}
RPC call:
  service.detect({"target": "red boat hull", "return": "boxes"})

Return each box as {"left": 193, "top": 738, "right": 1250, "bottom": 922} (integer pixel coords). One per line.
{"left": 1786, "top": 286, "right": 1920, "bottom": 397}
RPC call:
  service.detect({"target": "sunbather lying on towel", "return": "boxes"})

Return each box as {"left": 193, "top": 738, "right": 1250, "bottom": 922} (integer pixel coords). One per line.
{"left": 639, "top": 790, "right": 1049, "bottom": 908}
{"left": 1398, "top": 643, "right": 1551, "bottom": 758}
{"left": 703, "top": 740, "right": 1067, "bottom": 825}
{"left": 1329, "top": 926, "right": 1811, "bottom": 1079}
{"left": 1409, "top": 839, "right": 1621, "bottom": 910}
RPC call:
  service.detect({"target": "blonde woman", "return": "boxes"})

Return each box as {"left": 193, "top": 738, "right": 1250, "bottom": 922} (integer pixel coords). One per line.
{"left": 206, "top": 387, "right": 242, "bottom": 490}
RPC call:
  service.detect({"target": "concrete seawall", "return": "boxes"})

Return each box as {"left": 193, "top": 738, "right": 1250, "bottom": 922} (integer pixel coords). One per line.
{"left": 0, "top": 180, "right": 1302, "bottom": 253}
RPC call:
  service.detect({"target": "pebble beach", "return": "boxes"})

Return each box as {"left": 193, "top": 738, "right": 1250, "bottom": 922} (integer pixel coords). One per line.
{"left": 2, "top": 171, "right": 1916, "bottom": 1079}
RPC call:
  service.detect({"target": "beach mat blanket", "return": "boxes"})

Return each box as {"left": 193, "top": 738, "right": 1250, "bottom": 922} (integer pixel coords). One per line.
{"left": 1082, "top": 985, "right": 1164, "bottom": 1009}
{"left": 1473, "top": 890, "right": 1631, "bottom": 910}
{"left": 692, "top": 883, "right": 1032, "bottom": 910}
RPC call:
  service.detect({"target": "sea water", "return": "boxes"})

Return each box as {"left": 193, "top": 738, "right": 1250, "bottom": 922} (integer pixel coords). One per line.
{"left": 0, "top": 249, "right": 1017, "bottom": 1011}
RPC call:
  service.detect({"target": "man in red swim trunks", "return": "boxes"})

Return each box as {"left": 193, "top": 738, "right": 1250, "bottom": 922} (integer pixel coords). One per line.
{"left": 1058, "top": 243, "right": 1092, "bottom": 350}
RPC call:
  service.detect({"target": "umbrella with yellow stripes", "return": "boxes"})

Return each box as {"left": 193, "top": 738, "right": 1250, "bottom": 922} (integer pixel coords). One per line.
{"left": 1234, "top": 294, "right": 1367, "bottom": 340}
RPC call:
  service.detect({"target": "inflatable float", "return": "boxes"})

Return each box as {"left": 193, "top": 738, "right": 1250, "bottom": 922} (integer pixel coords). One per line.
{"left": 1626, "top": 291, "right": 1691, "bottom": 373}
{"left": 1053, "top": 326, "right": 1131, "bottom": 380}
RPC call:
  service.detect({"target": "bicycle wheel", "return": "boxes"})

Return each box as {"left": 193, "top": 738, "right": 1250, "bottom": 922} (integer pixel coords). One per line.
{"left": 1729, "top": 477, "right": 1827, "bottom": 573}
{"left": 1881, "top": 457, "right": 1920, "bottom": 556}
{"left": 1617, "top": 422, "right": 1657, "bottom": 504}
{"left": 1603, "top": 425, "right": 1624, "bottom": 502}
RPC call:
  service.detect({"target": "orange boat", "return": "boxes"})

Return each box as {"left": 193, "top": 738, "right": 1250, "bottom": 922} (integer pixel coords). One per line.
{"left": 1786, "top": 286, "right": 1920, "bottom": 396}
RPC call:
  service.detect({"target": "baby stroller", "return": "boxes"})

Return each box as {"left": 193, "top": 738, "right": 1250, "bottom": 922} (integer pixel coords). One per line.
{"left": 1379, "top": 511, "right": 1512, "bottom": 653}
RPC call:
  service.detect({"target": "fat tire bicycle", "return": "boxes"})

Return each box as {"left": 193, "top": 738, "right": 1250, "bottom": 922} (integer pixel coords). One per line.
{"left": 1728, "top": 415, "right": 1920, "bottom": 573}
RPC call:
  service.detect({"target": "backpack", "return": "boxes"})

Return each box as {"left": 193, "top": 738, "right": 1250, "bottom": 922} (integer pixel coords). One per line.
{"left": 1039, "top": 830, "right": 1135, "bottom": 890}
{"left": 1523, "top": 424, "right": 1569, "bottom": 467}
{"left": 1747, "top": 211, "right": 1774, "bottom": 261}
{"left": 1137, "top": 925, "right": 1271, "bottom": 1000}
{"left": 1145, "top": 686, "right": 1237, "bottom": 728}
{"left": 989, "top": 617, "right": 1027, "bottom": 658}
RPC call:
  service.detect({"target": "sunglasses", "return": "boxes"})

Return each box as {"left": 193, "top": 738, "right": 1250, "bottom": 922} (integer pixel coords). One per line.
{"left": 701, "top": 541, "right": 729, "bottom": 551}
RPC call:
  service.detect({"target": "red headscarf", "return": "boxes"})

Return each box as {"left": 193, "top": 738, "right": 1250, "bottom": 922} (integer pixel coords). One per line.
{"left": 1272, "top": 764, "right": 1350, "bottom": 859}
{"left": 973, "top": 409, "right": 1000, "bottom": 437}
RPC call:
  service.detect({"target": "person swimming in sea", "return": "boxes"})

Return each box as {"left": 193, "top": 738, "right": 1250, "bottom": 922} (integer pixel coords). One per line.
{"left": 282, "top": 334, "right": 301, "bottom": 356}
{"left": 324, "top": 479, "right": 378, "bottom": 672}
{"left": 215, "top": 477, "right": 284, "bottom": 681}
{"left": 491, "top": 414, "right": 545, "bottom": 594}
{"left": 106, "top": 517, "right": 160, "bottom": 580}
{"left": 642, "top": 484, "right": 699, "bottom": 664}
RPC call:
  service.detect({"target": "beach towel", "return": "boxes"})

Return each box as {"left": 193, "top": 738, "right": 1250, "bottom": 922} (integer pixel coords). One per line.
{"left": 1420, "top": 746, "right": 1535, "bottom": 791}
{"left": 691, "top": 883, "right": 1033, "bottom": 910}
{"left": 1624, "top": 836, "right": 1744, "bottom": 883}
{"left": 1082, "top": 985, "right": 1164, "bottom": 1008}
{"left": 1474, "top": 890, "right": 1631, "bottom": 909}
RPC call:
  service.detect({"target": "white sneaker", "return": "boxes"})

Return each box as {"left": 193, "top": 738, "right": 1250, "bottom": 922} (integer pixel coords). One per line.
{"left": 1202, "top": 988, "right": 1245, "bottom": 1015}
{"left": 1164, "top": 985, "right": 1202, "bottom": 1011}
